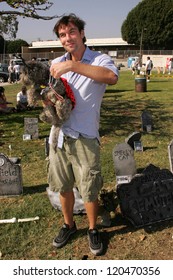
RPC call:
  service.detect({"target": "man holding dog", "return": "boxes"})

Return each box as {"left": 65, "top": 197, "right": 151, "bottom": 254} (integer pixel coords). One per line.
{"left": 48, "top": 13, "right": 119, "bottom": 256}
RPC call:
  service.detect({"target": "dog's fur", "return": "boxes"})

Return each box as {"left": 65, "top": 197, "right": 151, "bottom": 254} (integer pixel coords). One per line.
{"left": 20, "top": 61, "right": 73, "bottom": 148}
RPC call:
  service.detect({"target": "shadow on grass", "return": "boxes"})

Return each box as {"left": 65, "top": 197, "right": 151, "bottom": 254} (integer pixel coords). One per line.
{"left": 146, "top": 89, "right": 162, "bottom": 92}
{"left": 101, "top": 212, "right": 173, "bottom": 250}
{"left": 100, "top": 91, "right": 171, "bottom": 138}
{"left": 143, "top": 146, "right": 158, "bottom": 151}
{"left": 150, "top": 79, "right": 172, "bottom": 83}
{"left": 23, "top": 184, "right": 47, "bottom": 195}
{"left": 106, "top": 89, "right": 133, "bottom": 94}
{"left": 0, "top": 107, "right": 42, "bottom": 125}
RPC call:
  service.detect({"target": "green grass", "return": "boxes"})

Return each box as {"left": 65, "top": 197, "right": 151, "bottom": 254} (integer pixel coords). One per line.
{"left": 1, "top": 70, "right": 173, "bottom": 259}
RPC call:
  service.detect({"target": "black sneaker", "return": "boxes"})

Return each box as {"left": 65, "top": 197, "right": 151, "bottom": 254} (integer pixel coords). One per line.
{"left": 87, "top": 228, "right": 103, "bottom": 256}
{"left": 53, "top": 222, "right": 77, "bottom": 248}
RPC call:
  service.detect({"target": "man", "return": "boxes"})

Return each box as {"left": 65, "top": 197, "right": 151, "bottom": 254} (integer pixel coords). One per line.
{"left": 131, "top": 59, "right": 136, "bottom": 75}
{"left": 168, "top": 58, "right": 173, "bottom": 75}
{"left": 16, "top": 85, "right": 28, "bottom": 111}
{"left": 13, "top": 63, "right": 20, "bottom": 83}
{"left": 48, "top": 13, "right": 119, "bottom": 256}
{"left": 145, "top": 56, "right": 153, "bottom": 82}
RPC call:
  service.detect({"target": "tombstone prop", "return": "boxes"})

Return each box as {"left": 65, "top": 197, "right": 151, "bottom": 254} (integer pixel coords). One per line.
{"left": 112, "top": 142, "right": 137, "bottom": 185}
{"left": 46, "top": 187, "right": 86, "bottom": 214}
{"left": 24, "top": 117, "right": 39, "bottom": 139}
{"left": 141, "top": 111, "right": 153, "bottom": 132}
{"left": 168, "top": 140, "right": 173, "bottom": 173}
{"left": 117, "top": 164, "right": 173, "bottom": 228}
{"left": 125, "top": 131, "right": 142, "bottom": 150}
{"left": 134, "top": 141, "right": 143, "bottom": 152}
{"left": 0, "top": 153, "right": 23, "bottom": 196}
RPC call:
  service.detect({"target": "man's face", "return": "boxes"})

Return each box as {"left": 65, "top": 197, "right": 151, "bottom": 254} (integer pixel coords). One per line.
{"left": 58, "top": 22, "right": 85, "bottom": 54}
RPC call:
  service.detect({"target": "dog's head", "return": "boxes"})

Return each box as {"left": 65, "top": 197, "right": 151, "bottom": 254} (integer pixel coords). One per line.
{"left": 20, "top": 61, "right": 50, "bottom": 87}
{"left": 20, "top": 60, "right": 76, "bottom": 110}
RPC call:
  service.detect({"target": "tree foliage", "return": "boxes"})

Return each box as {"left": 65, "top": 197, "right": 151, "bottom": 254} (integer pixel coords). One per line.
{"left": 121, "top": 0, "right": 173, "bottom": 50}
{"left": 0, "top": 35, "right": 4, "bottom": 53}
{"left": 0, "top": 0, "right": 59, "bottom": 39}
{"left": 6, "top": 39, "right": 29, "bottom": 54}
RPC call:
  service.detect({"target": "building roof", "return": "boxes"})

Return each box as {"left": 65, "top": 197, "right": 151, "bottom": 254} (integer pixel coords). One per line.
{"left": 29, "top": 38, "right": 129, "bottom": 49}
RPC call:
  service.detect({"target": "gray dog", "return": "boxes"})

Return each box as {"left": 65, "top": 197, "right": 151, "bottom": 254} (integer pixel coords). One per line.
{"left": 20, "top": 60, "right": 75, "bottom": 148}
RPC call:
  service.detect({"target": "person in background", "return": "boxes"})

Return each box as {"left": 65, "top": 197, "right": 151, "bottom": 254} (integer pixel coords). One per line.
{"left": 48, "top": 13, "right": 119, "bottom": 256}
{"left": 13, "top": 63, "right": 21, "bottom": 83}
{"left": 16, "top": 85, "right": 28, "bottom": 111}
{"left": 168, "top": 58, "right": 173, "bottom": 75}
{"left": 0, "top": 86, "right": 16, "bottom": 113}
{"left": 131, "top": 59, "right": 136, "bottom": 75}
{"left": 8, "top": 62, "right": 15, "bottom": 83}
{"left": 145, "top": 56, "right": 153, "bottom": 82}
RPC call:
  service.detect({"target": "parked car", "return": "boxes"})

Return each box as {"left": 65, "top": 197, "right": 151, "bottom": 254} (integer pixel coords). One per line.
{"left": 0, "top": 63, "right": 8, "bottom": 72}
{"left": 0, "top": 64, "right": 9, "bottom": 83}
{"left": 36, "top": 58, "right": 49, "bottom": 66}
{"left": 10, "top": 58, "right": 24, "bottom": 66}
{"left": 0, "top": 70, "right": 9, "bottom": 83}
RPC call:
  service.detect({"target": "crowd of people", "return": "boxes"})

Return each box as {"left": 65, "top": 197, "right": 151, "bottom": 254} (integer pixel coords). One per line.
{"left": 130, "top": 56, "right": 153, "bottom": 79}
{"left": 130, "top": 56, "right": 173, "bottom": 79}
{"left": 0, "top": 85, "right": 31, "bottom": 114}
{"left": 8, "top": 60, "right": 22, "bottom": 84}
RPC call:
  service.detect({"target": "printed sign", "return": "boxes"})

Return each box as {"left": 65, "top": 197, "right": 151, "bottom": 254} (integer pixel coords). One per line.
{"left": 24, "top": 118, "right": 39, "bottom": 139}
{"left": 0, "top": 153, "right": 23, "bottom": 196}
{"left": 117, "top": 165, "right": 173, "bottom": 227}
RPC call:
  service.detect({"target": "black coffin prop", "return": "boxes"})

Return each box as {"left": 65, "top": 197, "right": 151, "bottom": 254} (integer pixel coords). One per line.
{"left": 117, "top": 164, "right": 173, "bottom": 227}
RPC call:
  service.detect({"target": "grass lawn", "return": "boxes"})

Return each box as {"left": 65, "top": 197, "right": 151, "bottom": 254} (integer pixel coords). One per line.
{"left": 1, "top": 70, "right": 173, "bottom": 260}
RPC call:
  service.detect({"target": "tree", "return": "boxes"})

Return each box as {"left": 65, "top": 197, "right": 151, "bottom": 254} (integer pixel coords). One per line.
{"left": 0, "top": 35, "right": 4, "bottom": 53}
{"left": 6, "top": 39, "right": 29, "bottom": 54}
{"left": 121, "top": 0, "right": 173, "bottom": 50}
{"left": 0, "top": 0, "right": 59, "bottom": 39}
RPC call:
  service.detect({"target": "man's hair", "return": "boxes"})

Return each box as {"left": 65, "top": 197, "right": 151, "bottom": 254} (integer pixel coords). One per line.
{"left": 21, "top": 86, "right": 27, "bottom": 92}
{"left": 53, "top": 13, "right": 86, "bottom": 43}
{"left": 0, "top": 86, "right": 5, "bottom": 93}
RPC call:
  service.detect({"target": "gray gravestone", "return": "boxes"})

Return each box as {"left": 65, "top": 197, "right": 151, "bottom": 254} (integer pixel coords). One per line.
{"left": 134, "top": 141, "right": 143, "bottom": 152}
{"left": 141, "top": 110, "right": 153, "bottom": 132}
{"left": 24, "top": 117, "right": 39, "bottom": 139}
{"left": 168, "top": 140, "right": 173, "bottom": 173}
{"left": 125, "top": 131, "right": 142, "bottom": 150}
{"left": 0, "top": 153, "right": 23, "bottom": 196}
{"left": 112, "top": 142, "right": 137, "bottom": 185}
{"left": 117, "top": 164, "right": 173, "bottom": 227}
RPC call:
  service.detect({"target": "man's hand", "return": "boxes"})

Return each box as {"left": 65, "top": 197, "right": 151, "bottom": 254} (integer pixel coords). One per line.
{"left": 50, "top": 61, "right": 72, "bottom": 78}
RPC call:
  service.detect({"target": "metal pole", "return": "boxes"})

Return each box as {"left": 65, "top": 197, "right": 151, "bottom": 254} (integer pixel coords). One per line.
{"left": 3, "top": 37, "right": 5, "bottom": 63}
{"left": 139, "top": 28, "right": 143, "bottom": 67}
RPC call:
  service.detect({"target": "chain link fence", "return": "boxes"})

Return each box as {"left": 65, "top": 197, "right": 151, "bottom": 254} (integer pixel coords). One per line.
{"left": 1, "top": 49, "right": 173, "bottom": 65}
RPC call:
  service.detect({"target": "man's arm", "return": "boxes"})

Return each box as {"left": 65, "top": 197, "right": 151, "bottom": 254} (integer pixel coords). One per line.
{"left": 50, "top": 60, "right": 118, "bottom": 85}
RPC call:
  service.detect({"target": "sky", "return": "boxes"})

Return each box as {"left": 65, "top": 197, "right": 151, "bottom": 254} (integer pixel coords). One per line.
{"left": 1, "top": 0, "right": 142, "bottom": 43}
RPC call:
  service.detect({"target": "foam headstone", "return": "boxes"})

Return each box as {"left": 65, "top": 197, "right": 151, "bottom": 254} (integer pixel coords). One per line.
{"left": 24, "top": 117, "right": 39, "bottom": 139}
{"left": 141, "top": 111, "right": 153, "bottom": 132}
{"left": 0, "top": 153, "right": 23, "bottom": 196}
{"left": 117, "top": 164, "right": 173, "bottom": 227}
{"left": 125, "top": 131, "right": 142, "bottom": 150}
{"left": 112, "top": 142, "right": 137, "bottom": 185}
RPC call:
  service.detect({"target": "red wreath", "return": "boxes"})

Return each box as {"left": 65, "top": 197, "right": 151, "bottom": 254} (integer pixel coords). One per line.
{"left": 60, "top": 77, "right": 76, "bottom": 109}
